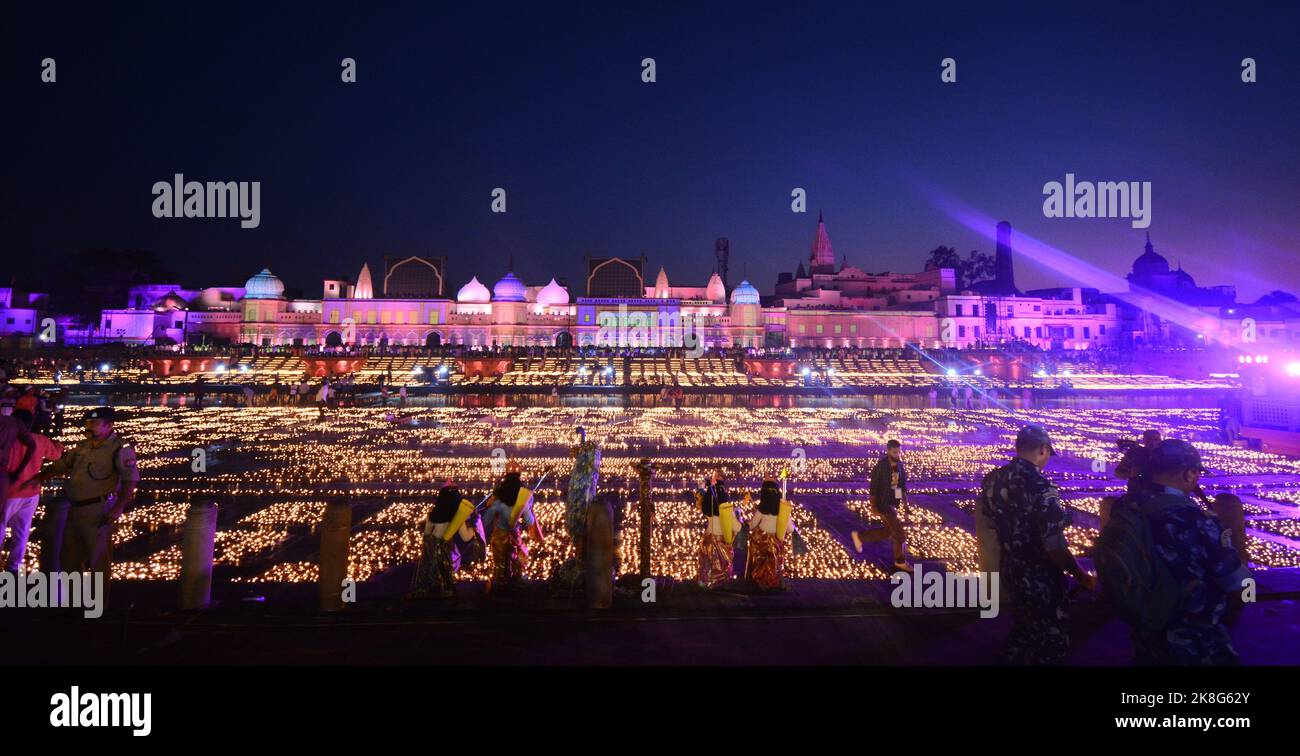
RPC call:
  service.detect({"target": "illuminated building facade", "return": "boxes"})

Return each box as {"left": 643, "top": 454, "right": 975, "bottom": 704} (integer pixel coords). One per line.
{"left": 80, "top": 218, "right": 1286, "bottom": 353}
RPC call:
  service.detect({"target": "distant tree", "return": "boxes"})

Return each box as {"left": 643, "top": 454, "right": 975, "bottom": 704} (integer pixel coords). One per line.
{"left": 963, "top": 249, "right": 996, "bottom": 288}
{"left": 31, "top": 248, "right": 176, "bottom": 323}
{"left": 925, "top": 246, "right": 961, "bottom": 274}
{"left": 925, "top": 246, "right": 996, "bottom": 290}
{"left": 925, "top": 246, "right": 963, "bottom": 287}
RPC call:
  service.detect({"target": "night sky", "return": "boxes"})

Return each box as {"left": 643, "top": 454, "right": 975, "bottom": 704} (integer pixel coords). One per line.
{"left": 6, "top": 1, "right": 1298, "bottom": 303}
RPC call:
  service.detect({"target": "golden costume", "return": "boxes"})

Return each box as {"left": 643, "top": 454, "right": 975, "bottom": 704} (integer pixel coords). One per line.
{"left": 745, "top": 481, "right": 791, "bottom": 589}
{"left": 697, "top": 484, "right": 736, "bottom": 587}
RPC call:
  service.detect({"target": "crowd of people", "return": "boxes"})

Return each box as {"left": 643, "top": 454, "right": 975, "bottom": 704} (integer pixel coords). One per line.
{"left": 1, "top": 406, "right": 137, "bottom": 590}
{"left": 973, "top": 426, "right": 1251, "bottom": 666}
{"left": 399, "top": 418, "right": 1252, "bottom": 666}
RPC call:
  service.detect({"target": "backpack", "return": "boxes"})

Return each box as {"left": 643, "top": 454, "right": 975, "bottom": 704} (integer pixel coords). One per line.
{"left": 1094, "top": 494, "right": 1184, "bottom": 633}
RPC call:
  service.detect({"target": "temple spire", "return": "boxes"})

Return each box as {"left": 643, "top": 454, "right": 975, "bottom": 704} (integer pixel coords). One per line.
{"left": 355, "top": 262, "right": 374, "bottom": 299}
{"left": 810, "top": 210, "right": 835, "bottom": 272}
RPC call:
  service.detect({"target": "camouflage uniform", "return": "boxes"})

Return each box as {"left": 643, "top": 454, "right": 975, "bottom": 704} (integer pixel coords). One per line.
{"left": 1137, "top": 490, "right": 1251, "bottom": 665}
{"left": 980, "top": 457, "right": 1073, "bottom": 665}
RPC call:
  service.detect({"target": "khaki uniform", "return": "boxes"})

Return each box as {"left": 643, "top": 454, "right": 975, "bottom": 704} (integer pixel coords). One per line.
{"left": 44, "top": 432, "right": 139, "bottom": 579}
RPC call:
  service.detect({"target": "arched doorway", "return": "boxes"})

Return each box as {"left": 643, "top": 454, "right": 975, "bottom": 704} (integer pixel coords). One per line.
{"left": 425, "top": 332, "right": 441, "bottom": 348}
{"left": 555, "top": 331, "right": 573, "bottom": 349}
{"left": 325, "top": 331, "right": 344, "bottom": 348}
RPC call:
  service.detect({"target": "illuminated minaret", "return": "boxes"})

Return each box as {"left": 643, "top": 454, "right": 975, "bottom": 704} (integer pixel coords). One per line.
{"left": 994, "top": 220, "right": 1016, "bottom": 295}
{"left": 715, "top": 238, "right": 730, "bottom": 292}
{"left": 809, "top": 210, "right": 835, "bottom": 274}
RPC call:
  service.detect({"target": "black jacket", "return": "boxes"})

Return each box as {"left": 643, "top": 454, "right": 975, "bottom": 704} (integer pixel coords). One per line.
{"left": 870, "top": 456, "right": 906, "bottom": 507}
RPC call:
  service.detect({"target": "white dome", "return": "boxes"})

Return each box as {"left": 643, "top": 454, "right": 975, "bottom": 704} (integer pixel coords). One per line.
{"left": 456, "top": 276, "right": 491, "bottom": 303}
{"left": 244, "top": 269, "right": 284, "bottom": 299}
{"left": 730, "top": 279, "right": 760, "bottom": 305}
{"left": 536, "top": 278, "right": 569, "bottom": 306}
{"left": 492, "top": 271, "right": 527, "bottom": 302}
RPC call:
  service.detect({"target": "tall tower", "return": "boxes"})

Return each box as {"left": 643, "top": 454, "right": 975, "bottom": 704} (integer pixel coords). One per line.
{"left": 714, "top": 238, "right": 730, "bottom": 292}
{"left": 994, "top": 220, "right": 1016, "bottom": 295}
{"left": 810, "top": 210, "right": 835, "bottom": 274}
{"left": 354, "top": 263, "right": 374, "bottom": 299}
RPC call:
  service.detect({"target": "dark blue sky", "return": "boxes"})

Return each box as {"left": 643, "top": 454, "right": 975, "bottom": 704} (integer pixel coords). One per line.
{"left": 6, "top": 1, "right": 1298, "bottom": 301}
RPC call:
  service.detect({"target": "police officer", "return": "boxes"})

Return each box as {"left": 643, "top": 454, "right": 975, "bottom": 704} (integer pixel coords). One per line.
{"left": 38, "top": 407, "right": 139, "bottom": 587}
{"left": 1136, "top": 439, "right": 1252, "bottom": 665}
{"left": 980, "top": 424, "right": 1096, "bottom": 665}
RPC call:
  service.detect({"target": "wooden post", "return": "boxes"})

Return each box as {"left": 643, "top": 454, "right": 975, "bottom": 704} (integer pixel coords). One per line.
{"left": 974, "top": 496, "right": 1007, "bottom": 603}
{"left": 634, "top": 458, "right": 656, "bottom": 581}
{"left": 178, "top": 500, "right": 218, "bottom": 610}
{"left": 318, "top": 499, "right": 353, "bottom": 612}
{"left": 585, "top": 496, "right": 614, "bottom": 609}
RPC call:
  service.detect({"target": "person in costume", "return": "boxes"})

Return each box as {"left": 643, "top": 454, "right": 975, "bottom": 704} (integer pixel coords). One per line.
{"left": 697, "top": 470, "right": 736, "bottom": 588}
{"left": 408, "top": 482, "right": 479, "bottom": 599}
{"left": 745, "top": 473, "right": 792, "bottom": 589}
{"left": 482, "top": 460, "right": 544, "bottom": 591}
{"left": 565, "top": 426, "right": 602, "bottom": 550}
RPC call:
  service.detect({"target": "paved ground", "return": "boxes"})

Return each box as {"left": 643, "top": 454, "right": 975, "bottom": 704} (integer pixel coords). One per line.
{"left": 5, "top": 569, "right": 1298, "bottom": 665}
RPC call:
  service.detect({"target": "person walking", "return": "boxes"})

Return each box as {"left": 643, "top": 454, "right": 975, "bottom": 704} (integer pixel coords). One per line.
{"left": 316, "top": 379, "right": 332, "bottom": 419}
{"left": 855, "top": 439, "right": 911, "bottom": 573}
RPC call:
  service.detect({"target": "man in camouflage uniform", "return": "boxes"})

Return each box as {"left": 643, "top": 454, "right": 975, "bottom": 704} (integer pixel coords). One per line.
{"left": 980, "top": 425, "right": 1096, "bottom": 665}
{"left": 1136, "top": 439, "right": 1251, "bottom": 665}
